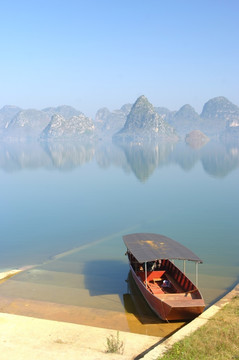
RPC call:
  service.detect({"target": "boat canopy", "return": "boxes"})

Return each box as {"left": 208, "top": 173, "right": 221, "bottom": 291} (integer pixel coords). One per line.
{"left": 123, "top": 233, "right": 203, "bottom": 263}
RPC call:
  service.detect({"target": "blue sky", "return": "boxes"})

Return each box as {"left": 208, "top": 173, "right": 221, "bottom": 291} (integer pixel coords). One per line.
{"left": 0, "top": 0, "right": 238, "bottom": 117}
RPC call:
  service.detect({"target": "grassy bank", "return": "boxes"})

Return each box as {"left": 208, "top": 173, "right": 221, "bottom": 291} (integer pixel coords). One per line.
{"left": 159, "top": 296, "right": 239, "bottom": 360}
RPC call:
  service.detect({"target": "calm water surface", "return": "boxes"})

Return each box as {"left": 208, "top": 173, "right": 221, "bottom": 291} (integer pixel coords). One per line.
{"left": 0, "top": 140, "right": 238, "bottom": 335}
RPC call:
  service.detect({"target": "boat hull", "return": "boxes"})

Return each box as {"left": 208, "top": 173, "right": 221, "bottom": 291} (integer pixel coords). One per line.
{"left": 130, "top": 264, "right": 205, "bottom": 321}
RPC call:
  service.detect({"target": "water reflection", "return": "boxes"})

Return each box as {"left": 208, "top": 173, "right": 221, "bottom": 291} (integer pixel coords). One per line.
{"left": 124, "top": 272, "right": 163, "bottom": 325}
{"left": 0, "top": 139, "right": 238, "bottom": 179}
{"left": 118, "top": 142, "right": 175, "bottom": 182}
{"left": 41, "top": 141, "right": 95, "bottom": 170}
{"left": 0, "top": 141, "right": 51, "bottom": 172}
{"left": 169, "top": 141, "right": 201, "bottom": 171}
{"left": 200, "top": 142, "right": 239, "bottom": 178}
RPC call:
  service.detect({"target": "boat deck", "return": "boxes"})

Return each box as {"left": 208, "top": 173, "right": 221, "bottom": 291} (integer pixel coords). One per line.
{"left": 146, "top": 273, "right": 200, "bottom": 300}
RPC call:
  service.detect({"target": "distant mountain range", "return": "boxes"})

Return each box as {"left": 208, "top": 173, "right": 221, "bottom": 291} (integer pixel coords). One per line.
{"left": 0, "top": 96, "right": 238, "bottom": 143}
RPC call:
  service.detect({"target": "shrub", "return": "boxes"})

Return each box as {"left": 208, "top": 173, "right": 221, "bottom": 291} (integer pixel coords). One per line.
{"left": 105, "top": 331, "right": 124, "bottom": 354}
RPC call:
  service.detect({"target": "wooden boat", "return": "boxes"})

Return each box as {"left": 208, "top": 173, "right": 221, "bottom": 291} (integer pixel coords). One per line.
{"left": 123, "top": 233, "right": 205, "bottom": 321}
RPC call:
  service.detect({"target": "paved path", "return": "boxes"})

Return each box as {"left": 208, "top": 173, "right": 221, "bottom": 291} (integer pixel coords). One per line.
{"left": 0, "top": 312, "right": 159, "bottom": 360}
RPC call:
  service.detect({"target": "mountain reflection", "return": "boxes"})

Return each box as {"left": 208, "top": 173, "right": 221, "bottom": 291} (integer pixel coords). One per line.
{"left": 0, "top": 141, "right": 51, "bottom": 172}
{"left": 118, "top": 142, "right": 175, "bottom": 182}
{"left": 0, "top": 140, "right": 238, "bottom": 179}
{"left": 41, "top": 141, "right": 95, "bottom": 170}
{"left": 169, "top": 142, "right": 201, "bottom": 171}
{"left": 201, "top": 142, "right": 239, "bottom": 178}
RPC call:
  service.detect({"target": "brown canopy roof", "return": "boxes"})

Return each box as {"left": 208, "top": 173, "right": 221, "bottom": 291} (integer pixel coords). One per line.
{"left": 123, "top": 233, "right": 203, "bottom": 263}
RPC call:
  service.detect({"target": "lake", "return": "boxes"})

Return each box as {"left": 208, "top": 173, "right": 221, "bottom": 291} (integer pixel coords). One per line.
{"left": 0, "top": 139, "right": 238, "bottom": 336}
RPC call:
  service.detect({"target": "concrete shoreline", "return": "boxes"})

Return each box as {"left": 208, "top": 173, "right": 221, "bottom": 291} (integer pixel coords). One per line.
{"left": 141, "top": 282, "right": 239, "bottom": 359}
{"left": 0, "top": 268, "right": 160, "bottom": 360}
{"left": 0, "top": 312, "right": 160, "bottom": 360}
{"left": 0, "top": 269, "right": 238, "bottom": 360}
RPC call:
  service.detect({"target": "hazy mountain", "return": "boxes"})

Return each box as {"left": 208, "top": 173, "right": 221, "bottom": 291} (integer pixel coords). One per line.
{"left": 114, "top": 95, "right": 178, "bottom": 142}
{"left": 155, "top": 97, "right": 239, "bottom": 138}
{"left": 40, "top": 113, "right": 95, "bottom": 140}
{"left": 42, "top": 105, "right": 83, "bottom": 120}
{"left": 154, "top": 107, "right": 176, "bottom": 123}
{"left": 0, "top": 96, "right": 238, "bottom": 141}
{"left": 94, "top": 103, "right": 132, "bottom": 138}
{"left": 200, "top": 96, "right": 239, "bottom": 135}
{"left": 221, "top": 122, "right": 239, "bottom": 144}
{"left": 169, "top": 104, "right": 201, "bottom": 136}
{"left": 0, "top": 105, "right": 22, "bottom": 133}
{"left": 4, "top": 109, "right": 51, "bottom": 140}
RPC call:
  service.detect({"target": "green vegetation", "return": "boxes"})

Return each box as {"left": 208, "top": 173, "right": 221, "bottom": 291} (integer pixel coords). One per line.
{"left": 105, "top": 331, "right": 124, "bottom": 354}
{"left": 159, "top": 296, "right": 239, "bottom": 360}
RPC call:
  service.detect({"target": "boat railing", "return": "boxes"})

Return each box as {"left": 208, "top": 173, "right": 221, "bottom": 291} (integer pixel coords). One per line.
{"left": 134, "top": 259, "right": 199, "bottom": 295}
